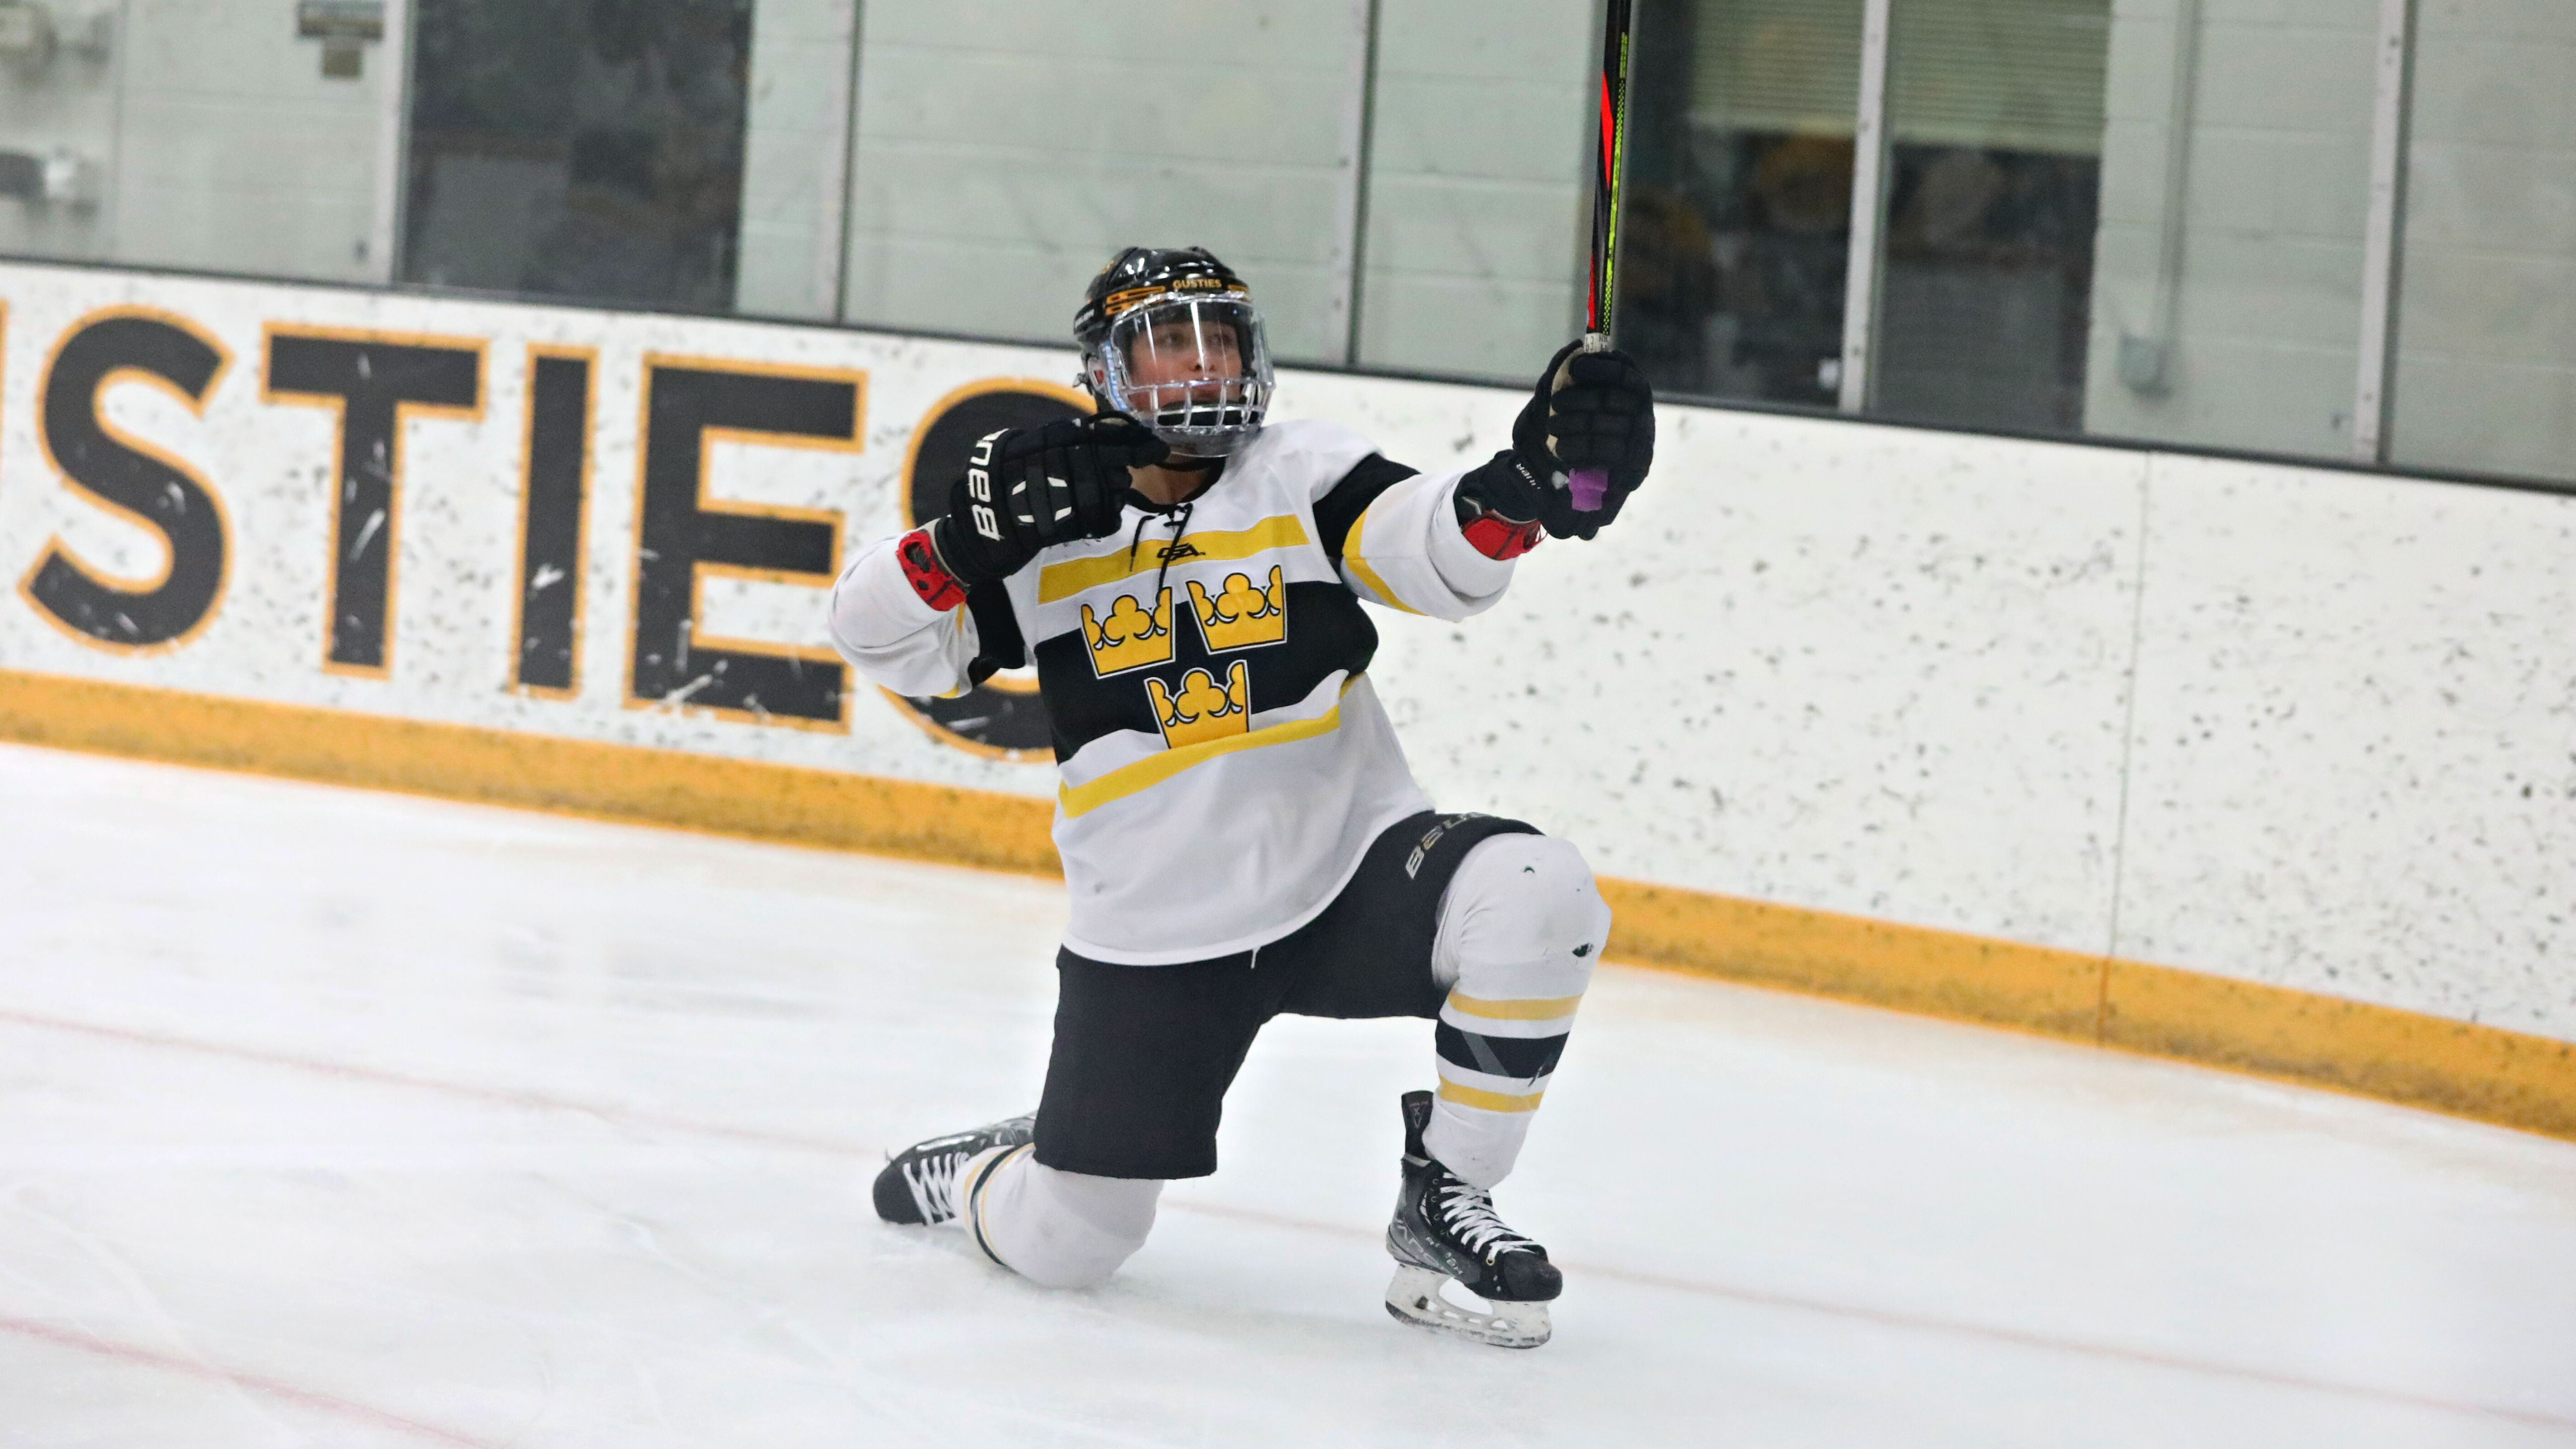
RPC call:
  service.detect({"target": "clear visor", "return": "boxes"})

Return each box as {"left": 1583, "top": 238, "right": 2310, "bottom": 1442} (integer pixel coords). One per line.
{"left": 1100, "top": 296, "right": 1272, "bottom": 452}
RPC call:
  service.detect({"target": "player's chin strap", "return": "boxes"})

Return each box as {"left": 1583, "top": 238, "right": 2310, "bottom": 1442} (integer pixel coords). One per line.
{"left": 1155, "top": 501, "right": 1197, "bottom": 600}
{"left": 1121, "top": 510, "right": 1152, "bottom": 572}
{"left": 1120, "top": 495, "right": 1200, "bottom": 604}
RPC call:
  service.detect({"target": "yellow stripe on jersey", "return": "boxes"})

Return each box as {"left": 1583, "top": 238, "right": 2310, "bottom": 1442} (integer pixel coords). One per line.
{"left": 1436, "top": 1080, "right": 1546, "bottom": 1113}
{"left": 1058, "top": 676, "right": 1360, "bottom": 819}
{"left": 1443, "top": 991, "right": 1585, "bottom": 1022}
{"left": 1339, "top": 505, "right": 1422, "bottom": 615}
{"left": 1037, "top": 515, "right": 1312, "bottom": 604}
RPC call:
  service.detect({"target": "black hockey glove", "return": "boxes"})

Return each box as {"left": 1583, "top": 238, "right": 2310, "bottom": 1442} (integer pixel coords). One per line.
{"left": 1508, "top": 339, "right": 1657, "bottom": 541}
{"left": 933, "top": 414, "right": 1169, "bottom": 584}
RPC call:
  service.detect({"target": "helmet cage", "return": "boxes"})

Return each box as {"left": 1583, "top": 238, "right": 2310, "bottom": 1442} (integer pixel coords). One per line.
{"left": 1087, "top": 293, "right": 1273, "bottom": 456}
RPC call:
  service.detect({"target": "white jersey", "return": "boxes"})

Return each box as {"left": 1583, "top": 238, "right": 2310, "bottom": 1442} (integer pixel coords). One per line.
{"left": 829, "top": 419, "right": 1517, "bottom": 963}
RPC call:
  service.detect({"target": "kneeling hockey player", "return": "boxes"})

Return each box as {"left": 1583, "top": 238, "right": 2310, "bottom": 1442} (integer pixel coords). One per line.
{"left": 827, "top": 246, "right": 1655, "bottom": 1347}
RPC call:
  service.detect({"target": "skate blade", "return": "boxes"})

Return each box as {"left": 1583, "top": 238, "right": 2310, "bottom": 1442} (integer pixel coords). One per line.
{"left": 1383, "top": 1264, "right": 1552, "bottom": 1349}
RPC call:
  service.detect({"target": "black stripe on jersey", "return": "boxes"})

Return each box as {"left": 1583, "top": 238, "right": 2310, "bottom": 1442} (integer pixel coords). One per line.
{"left": 1435, "top": 1022, "right": 1569, "bottom": 1081}
{"left": 963, "top": 578, "right": 1027, "bottom": 683}
{"left": 1032, "top": 579, "right": 1377, "bottom": 762}
{"left": 1313, "top": 454, "right": 1419, "bottom": 564}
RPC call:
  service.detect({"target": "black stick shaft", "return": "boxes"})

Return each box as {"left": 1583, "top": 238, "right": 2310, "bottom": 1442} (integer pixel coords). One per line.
{"left": 1585, "top": 0, "right": 1637, "bottom": 348}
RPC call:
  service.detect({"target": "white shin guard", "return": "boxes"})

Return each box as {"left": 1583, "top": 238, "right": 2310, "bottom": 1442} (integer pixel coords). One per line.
{"left": 958, "top": 1146, "right": 1163, "bottom": 1290}
{"left": 1423, "top": 834, "right": 1611, "bottom": 1189}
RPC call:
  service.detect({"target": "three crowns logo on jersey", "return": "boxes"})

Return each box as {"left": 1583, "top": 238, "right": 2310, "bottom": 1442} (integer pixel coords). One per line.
{"left": 1148, "top": 662, "right": 1250, "bottom": 748}
{"left": 1081, "top": 567, "right": 1287, "bottom": 679}
{"left": 1080, "top": 590, "right": 1174, "bottom": 674}
{"left": 1185, "top": 568, "right": 1286, "bottom": 652}
{"left": 1080, "top": 564, "right": 1291, "bottom": 750}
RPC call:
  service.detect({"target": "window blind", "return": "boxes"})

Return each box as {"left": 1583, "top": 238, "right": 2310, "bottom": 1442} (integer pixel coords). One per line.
{"left": 1691, "top": 0, "right": 2110, "bottom": 157}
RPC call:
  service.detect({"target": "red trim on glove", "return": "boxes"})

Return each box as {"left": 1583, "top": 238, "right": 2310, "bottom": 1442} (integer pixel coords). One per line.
{"left": 897, "top": 527, "right": 967, "bottom": 611}
{"left": 1463, "top": 511, "right": 1544, "bottom": 561}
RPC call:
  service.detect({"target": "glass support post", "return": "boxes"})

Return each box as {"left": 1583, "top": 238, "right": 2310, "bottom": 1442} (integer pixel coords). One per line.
{"left": 1837, "top": 0, "right": 1893, "bottom": 414}
{"left": 818, "top": 0, "right": 863, "bottom": 323}
{"left": 1333, "top": 0, "right": 1380, "bottom": 366}
{"left": 2352, "top": 0, "right": 2416, "bottom": 463}
{"left": 2118, "top": 0, "right": 2201, "bottom": 395}
{"left": 367, "top": 0, "right": 414, "bottom": 285}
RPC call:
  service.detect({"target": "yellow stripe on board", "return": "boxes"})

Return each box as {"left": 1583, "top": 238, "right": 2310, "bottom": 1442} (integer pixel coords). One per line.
{"left": 1036, "top": 515, "right": 1310, "bottom": 604}
{"left": 1593, "top": 877, "right": 2576, "bottom": 1143}
{"left": 5, "top": 666, "right": 2573, "bottom": 1147}
{"left": 1596, "top": 879, "right": 2105, "bottom": 1040}
{"left": 1058, "top": 695, "right": 1347, "bottom": 819}
{"left": 1437, "top": 1081, "right": 1546, "bottom": 1113}
{"left": 0, "top": 667, "right": 1060, "bottom": 875}
{"left": 2100, "top": 958, "right": 2576, "bottom": 1140}
{"left": 1338, "top": 507, "right": 1421, "bottom": 616}
{"left": 1444, "top": 992, "right": 1585, "bottom": 1022}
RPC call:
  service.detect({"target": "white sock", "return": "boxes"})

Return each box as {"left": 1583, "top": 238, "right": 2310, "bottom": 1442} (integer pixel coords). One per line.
{"left": 958, "top": 1147, "right": 1163, "bottom": 1290}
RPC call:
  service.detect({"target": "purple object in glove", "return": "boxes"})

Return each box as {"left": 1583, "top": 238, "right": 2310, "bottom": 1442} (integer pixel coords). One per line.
{"left": 1568, "top": 467, "right": 1610, "bottom": 512}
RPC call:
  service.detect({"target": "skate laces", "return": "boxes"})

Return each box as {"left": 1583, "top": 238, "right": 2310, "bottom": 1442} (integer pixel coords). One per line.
{"left": 1433, "top": 1178, "right": 1537, "bottom": 1259}
{"left": 902, "top": 1148, "right": 971, "bottom": 1223}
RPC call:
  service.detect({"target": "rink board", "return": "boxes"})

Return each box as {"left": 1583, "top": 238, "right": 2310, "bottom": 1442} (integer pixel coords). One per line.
{"left": 0, "top": 259, "right": 2569, "bottom": 1139}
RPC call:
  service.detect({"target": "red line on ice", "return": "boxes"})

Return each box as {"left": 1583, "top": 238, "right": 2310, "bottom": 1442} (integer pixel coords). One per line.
{"left": 0, "top": 1006, "right": 876, "bottom": 1159}
{"left": 1161, "top": 1199, "right": 2576, "bottom": 1433}
{"left": 0, "top": 1317, "right": 513, "bottom": 1449}
{"left": 17, "top": 1006, "right": 2570, "bottom": 1432}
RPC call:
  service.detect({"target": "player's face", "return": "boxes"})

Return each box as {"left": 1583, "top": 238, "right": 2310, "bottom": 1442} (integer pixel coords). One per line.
{"left": 1123, "top": 309, "right": 1246, "bottom": 397}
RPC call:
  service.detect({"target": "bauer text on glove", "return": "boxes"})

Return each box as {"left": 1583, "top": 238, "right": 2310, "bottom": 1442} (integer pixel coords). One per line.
{"left": 931, "top": 415, "right": 1170, "bottom": 584}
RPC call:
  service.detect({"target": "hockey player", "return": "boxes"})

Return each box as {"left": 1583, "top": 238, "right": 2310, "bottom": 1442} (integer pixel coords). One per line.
{"left": 826, "top": 247, "right": 1654, "bottom": 1348}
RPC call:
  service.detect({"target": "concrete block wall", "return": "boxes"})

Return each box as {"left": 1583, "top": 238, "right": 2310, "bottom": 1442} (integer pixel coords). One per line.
{"left": 2084, "top": 0, "right": 2380, "bottom": 459}
{"left": 2, "top": 2, "right": 2556, "bottom": 495}
{"left": 111, "top": 0, "right": 389, "bottom": 283}
{"left": 2389, "top": 0, "right": 2576, "bottom": 484}
{"left": 838, "top": 1, "right": 1370, "bottom": 365}
{"left": 736, "top": 0, "right": 855, "bottom": 320}
{"left": 0, "top": 1, "right": 121, "bottom": 264}
{"left": 0, "top": 0, "right": 389, "bottom": 282}
{"left": 1354, "top": 0, "right": 1592, "bottom": 382}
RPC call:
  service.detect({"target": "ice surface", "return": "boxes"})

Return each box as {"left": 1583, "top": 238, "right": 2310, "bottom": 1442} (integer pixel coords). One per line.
{"left": 3, "top": 741, "right": 2573, "bottom": 1447}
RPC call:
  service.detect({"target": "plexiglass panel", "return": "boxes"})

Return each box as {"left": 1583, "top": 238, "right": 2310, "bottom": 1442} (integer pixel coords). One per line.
{"left": 1352, "top": 0, "right": 1592, "bottom": 381}
{"left": 401, "top": 0, "right": 753, "bottom": 309}
{"left": 0, "top": 0, "right": 2564, "bottom": 490}
{"left": 1875, "top": 0, "right": 2108, "bottom": 432}
{"left": 2083, "top": 0, "right": 2381, "bottom": 457}
{"left": 0, "top": 0, "right": 397, "bottom": 282}
{"left": 1619, "top": 0, "right": 1863, "bottom": 408}
{"left": 839, "top": 1, "right": 1367, "bottom": 365}
{"left": 734, "top": 0, "right": 858, "bottom": 320}
{"left": 2388, "top": 0, "right": 2576, "bottom": 484}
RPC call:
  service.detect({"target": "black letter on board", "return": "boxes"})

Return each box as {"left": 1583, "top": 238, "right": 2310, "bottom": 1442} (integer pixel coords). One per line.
{"left": 265, "top": 333, "right": 481, "bottom": 675}
{"left": 25, "top": 313, "right": 230, "bottom": 649}
{"left": 514, "top": 350, "right": 592, "bottom": 695}
{"left": 631, "top": 362, "right": 853, "bottom": 725}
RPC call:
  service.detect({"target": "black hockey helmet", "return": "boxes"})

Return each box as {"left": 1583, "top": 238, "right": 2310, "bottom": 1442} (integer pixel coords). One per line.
{"left": 1075, "top": 246, "right": 1274, "bottom": 457}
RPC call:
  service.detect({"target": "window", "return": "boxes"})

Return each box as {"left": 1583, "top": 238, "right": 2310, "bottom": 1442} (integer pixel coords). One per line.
{"left": 401, "top": 0, "right": 754, "bottom": 310}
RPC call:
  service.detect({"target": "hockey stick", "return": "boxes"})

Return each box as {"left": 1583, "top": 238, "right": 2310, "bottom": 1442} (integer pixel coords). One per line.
{"left": 1570, "top": 0, "right": 1636, "bottom": 514}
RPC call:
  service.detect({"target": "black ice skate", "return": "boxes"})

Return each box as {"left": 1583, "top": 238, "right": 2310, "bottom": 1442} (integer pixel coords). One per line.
{"left": 1383, "top": 1089, "right": 1560, "bottom": 1349}
{"left": 871, "top": 1114, "right": 1034, "bottom": 1226}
